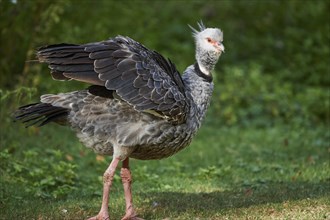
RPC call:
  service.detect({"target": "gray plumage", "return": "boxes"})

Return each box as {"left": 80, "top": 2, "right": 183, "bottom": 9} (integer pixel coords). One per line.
{"left": 14, "top": 23, "right": 224, "bottom": 161}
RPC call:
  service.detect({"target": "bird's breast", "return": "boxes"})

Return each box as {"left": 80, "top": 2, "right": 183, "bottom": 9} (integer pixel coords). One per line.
{"left": 129, "top": 123, "right": 194, "bottom": 160}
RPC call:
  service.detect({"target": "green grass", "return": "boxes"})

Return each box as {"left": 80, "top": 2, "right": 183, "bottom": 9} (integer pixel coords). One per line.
{"left": 1, "top": 116, "right": 329, "bottom": 219}
{"left": 1, "top": 1, "right": 329, "bottom": 219}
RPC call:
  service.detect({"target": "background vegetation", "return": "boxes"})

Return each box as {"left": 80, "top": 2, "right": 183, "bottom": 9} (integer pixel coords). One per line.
{"left": 0, "top": 0, "right": 329, "bottom": 219}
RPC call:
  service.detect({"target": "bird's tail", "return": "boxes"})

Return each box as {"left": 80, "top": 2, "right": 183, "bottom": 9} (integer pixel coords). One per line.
{"left": 13, "top": 103, "right": 69, "bottom": 127}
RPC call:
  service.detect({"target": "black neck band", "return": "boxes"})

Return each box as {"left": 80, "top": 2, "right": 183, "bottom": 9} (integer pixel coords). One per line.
{"left": 194, "top": 63, "right": 213, "bottom": 83}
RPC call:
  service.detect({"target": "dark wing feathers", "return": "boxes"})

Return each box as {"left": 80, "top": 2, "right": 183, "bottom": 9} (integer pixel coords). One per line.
{"left": 37, "top": 43, "right": 102, "bottom": 84}
{"left": 37, "top": 36, "right": 189, "bottom": 123}
{"left": 63, "top": 72, "right": 104, "bottom": 86}
{"left": 51, "top": 71, "right": 70, "bottom": 80}
{"left": 49, "top": 64, "right": 94, "bottom": 72}
{"left": 89, "top": 51, "right": 113, "bottom": 59}
{"left": 14, "top": 103, "right": 69, "bottom": 127}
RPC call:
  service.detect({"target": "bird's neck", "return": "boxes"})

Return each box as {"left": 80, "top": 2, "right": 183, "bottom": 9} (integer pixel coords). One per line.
{"left": 195, "top": 48, "right": 220, "bottom": 76}
{"left": 182, "top": 64, "right": 214, "bottom": 129}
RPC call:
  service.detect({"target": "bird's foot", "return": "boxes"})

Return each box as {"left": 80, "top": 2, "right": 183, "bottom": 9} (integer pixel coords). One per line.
{"left": 121, "top": 209, "right": 143, "bottom": 220}
{"left": 87, "top": 211, "right": 110, "bottom": 220}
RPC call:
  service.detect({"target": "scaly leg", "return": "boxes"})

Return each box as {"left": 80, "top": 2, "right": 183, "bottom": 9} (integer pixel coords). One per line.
{"left": 88, "top": 157, "right": 120, "bottom": 220}
{"left": 120, "top": 158, "right": 140, "bottom": 220}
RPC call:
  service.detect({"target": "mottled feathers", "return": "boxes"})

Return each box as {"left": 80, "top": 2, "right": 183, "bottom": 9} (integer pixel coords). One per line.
{"left": 37, "top": 36, "right": 189, "bottom": 124}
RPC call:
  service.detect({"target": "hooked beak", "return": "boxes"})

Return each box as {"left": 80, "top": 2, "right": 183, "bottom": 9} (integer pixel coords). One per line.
{"left": 219, "top": 43, "right": 225, "bottom": 53}
{"left": 216, "top": 42, "right": 225, "bottom": 53}
{"left": 212, "top": 41, "right": 225, "bottom": 53}
{"left": 210, "top": 39, "right": 225, "bottom": 53}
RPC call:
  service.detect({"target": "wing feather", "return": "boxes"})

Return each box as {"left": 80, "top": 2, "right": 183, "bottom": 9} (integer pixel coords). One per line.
{"left": 37, "top": 36, "right": 189, "bottom": 123}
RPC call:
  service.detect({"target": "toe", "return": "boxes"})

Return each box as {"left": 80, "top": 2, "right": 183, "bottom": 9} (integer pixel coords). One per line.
{"left": 87, "top": 214, "right": 110, "bottom": 220}
{"left": 121, "top": 211, "right": 143, "bottom": 220}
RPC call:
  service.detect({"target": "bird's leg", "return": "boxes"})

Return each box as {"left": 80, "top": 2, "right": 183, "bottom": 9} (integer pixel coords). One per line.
{"left": 88, "top": 157, "right": 120, "bottom": 220}
{"left": 120, "top": 158, "right": 139, "bottom": 220}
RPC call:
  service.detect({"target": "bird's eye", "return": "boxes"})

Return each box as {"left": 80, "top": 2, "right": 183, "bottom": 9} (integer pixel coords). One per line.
{"left": 207, "top": 38, "right": 212, "bottom": 43}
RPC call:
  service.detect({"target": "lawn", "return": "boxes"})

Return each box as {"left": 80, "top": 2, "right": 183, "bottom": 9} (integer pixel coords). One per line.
{"left": 1, "top": 117, "right": 329, "bottom": 219}
{"left": 1, "top": 0, "right": 329, "bottom": 219}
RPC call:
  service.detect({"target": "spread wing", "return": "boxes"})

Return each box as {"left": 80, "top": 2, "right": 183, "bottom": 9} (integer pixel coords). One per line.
{"left": 37, "top": 36, "right": 189, "bottom": 124}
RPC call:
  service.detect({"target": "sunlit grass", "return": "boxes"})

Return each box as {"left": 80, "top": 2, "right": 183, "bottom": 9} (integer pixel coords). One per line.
{"left": 1, "top": 116, "right": 329, "bottom": 219}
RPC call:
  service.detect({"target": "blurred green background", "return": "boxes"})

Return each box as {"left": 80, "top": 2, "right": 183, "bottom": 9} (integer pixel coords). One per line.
{"left": 1, "top": 0, "right": 329, "bottom": 126}
{"left": 0, "top": 0, "right": 329, "bottom": 219}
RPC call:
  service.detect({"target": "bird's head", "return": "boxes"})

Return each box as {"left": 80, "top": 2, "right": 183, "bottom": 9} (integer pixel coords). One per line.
{"left": 189, "top": 21, "right": 224, "bottom": 75}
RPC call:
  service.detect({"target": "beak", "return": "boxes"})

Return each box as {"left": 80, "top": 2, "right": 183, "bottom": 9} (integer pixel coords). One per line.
{"left": 217, "top": 42, "right": 225, "bottom": 53}
{"left": 213, "top": 41, "right": 225, "bottom": 53}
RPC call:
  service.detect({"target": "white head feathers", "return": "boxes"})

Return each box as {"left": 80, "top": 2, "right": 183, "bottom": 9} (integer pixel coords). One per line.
{"left": 188, "top": 21, "right": 224, "bottom": 76}
{"left": 189, "top": 21, "right": 223, "bottom": 42}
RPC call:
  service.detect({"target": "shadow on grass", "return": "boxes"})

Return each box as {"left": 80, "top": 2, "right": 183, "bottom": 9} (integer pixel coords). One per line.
{"left": 139, "top": 180, "right": 330, "bottom": 217}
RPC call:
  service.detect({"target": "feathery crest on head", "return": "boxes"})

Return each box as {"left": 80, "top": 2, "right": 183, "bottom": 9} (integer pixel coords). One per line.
{"left": 188, "top": 21, "right": 206, "bottom": 37}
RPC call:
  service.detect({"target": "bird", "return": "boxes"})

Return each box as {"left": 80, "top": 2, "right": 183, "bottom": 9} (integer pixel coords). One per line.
{"left": 14, "top": 22, "right": 224, "bottom": 220}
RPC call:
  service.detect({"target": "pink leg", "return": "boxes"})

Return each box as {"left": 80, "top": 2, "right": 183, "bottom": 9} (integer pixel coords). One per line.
{"left": 120, "top": 158, "right": 141, "bottom": 220}
{"left": 88, "top": 157, "right": 120, "bottom": 220}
